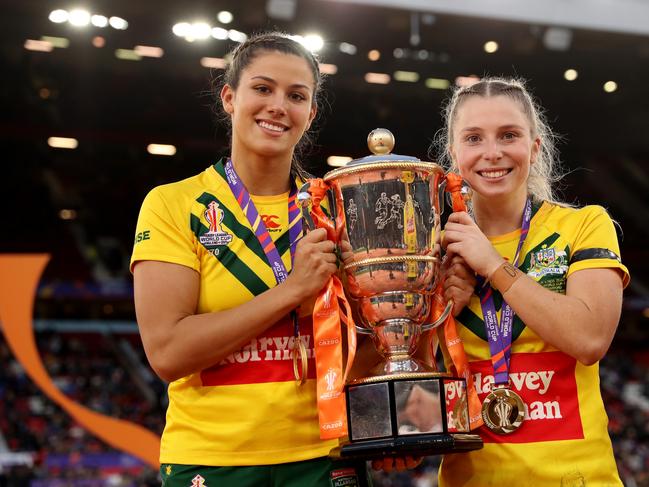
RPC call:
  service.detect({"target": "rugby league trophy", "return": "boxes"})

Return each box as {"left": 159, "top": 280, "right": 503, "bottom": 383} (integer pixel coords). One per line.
{"left": 300, "top": 129, "right": 483, "bottom": 459}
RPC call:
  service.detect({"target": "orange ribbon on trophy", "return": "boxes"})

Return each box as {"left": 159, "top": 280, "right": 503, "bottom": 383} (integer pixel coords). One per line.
{"left": 307, "top": 179, "right": 358, "bottom": 440}
{"left": 430, "top": 173, "right": 484, "bottom": 430}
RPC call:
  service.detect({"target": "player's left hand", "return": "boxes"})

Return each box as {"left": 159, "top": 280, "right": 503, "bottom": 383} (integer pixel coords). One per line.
{"left": 371, "top": 455, "right": 423, "bottom": 472}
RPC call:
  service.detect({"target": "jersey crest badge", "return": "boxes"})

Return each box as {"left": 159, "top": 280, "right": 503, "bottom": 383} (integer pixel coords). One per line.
{"left": 528, "top": 246, "right": 568, "bottom": 279}
{"left": 200, "top": 201, "right": 233, "bottom": 248}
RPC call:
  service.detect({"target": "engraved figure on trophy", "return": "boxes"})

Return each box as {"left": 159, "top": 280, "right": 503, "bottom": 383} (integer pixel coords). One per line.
{"left": 346, "top": 198, "right": 358, "bottom": 233}
{"left": 374, "top": 192, "right": 390, "bottom": 229}
{"left": 389, "top": 194, "right": 404, "bottom": 229}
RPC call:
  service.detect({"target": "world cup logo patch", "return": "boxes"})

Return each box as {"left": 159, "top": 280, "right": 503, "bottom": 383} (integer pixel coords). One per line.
{"left": 199, "top": 201, "right": 233, "bottom": 249}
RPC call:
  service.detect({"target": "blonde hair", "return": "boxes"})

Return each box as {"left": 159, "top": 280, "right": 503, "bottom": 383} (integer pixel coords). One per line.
{"left": 435, "top": 77, "right": 564, "bottom": 204}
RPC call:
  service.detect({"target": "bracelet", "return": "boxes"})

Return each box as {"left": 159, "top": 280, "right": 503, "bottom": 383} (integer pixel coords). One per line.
{"left": 488, "top": 262, "right": 522, "bottom": 293}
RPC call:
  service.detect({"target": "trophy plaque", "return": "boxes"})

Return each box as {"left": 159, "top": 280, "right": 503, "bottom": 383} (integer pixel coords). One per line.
{"left": 303, "top": 129, "right": 483, "bottom": 459}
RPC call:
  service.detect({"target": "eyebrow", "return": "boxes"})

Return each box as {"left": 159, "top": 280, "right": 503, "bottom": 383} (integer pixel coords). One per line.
{"left": 460, "top": 124, "right": 526, "bottom": 133}
{"left": 250, "top": 75, "right": 312, "bottom": 91}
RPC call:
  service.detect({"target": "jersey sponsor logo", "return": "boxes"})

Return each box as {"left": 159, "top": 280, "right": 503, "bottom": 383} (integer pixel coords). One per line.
{"left": 330, "top": 467, "right": 359, "bottom": 487}
{"left": 201, "top": 314, "right": 316, "bottom": 386}
{"left": 527, "top": 246, "right": 568, "bottom": 279}
{"left": 470, "top": 351, "right": 584, "bottom": 443}
{"left": 199, "top": 201, "right": 233, "bottom": 247}
{"left": 134, "top": 230, "right": 150, "bottom": 244}
{"left": 260, "top": 213, "right": 282, "bottom": 231}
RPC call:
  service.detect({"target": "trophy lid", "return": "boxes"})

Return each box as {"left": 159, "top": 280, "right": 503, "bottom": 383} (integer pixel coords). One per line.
{"left": 322, "top": 128, "right": 442, "bottom": 181}
{"left": 347, "top": 128, "right": 420, "bottom": 166}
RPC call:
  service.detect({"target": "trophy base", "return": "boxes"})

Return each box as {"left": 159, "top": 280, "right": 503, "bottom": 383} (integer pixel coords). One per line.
{"left": 330, "top": 433, "right": 483, "bottom": 460}
{"left": 336, "top": 373, "right": 483, "bottom": 460}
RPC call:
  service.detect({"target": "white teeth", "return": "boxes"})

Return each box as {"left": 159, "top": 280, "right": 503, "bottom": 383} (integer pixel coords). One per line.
{"left": 258, "top": 121, "right": 285, "bottom": 132}
{"left": 480, "top": 169, "right": 508, "bottom": 179}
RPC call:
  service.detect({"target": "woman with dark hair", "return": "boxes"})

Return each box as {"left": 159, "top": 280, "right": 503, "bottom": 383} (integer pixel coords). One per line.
{"left": 131, "top": 32, "right": 371, "bottom": 486}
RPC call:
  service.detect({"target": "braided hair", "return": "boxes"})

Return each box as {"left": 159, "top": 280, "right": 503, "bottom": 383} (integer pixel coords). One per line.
{"left": 434, "top": 77, "right": 563, "bottom": 205}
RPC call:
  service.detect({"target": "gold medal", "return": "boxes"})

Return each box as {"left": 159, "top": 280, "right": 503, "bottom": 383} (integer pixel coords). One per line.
{"left": 292, "top": 334, "right": 308, "bottom": 385}
{"left": 481, "top": 386, "right": 525, "bottom": 434}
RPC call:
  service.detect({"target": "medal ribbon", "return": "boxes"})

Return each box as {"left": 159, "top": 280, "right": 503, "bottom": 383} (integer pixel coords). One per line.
{"left": 478, "top": 198, "right": 532, "bottom": 386}
{"left": 224, "top": 160, "right": 302, "bottom": 282}
{"left": 308, "top": 178, "right": 357, "bottom": 439}
{"left": 223, "top": 160, "right": 307, "bottom": 381}
{"left": 433, "top": 173, "right": 483, "bottom": 429}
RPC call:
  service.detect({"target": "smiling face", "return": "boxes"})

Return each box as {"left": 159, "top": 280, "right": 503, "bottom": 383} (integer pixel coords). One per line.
{"left": 450, "top": 95, "right": 540, "bottom": 205}
{"left": 221, "top": 50, "right": 317, "bottom": 165}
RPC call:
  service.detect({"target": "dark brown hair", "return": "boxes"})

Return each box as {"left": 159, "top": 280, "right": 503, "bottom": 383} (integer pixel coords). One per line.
{"left": 217, "top": 32, "right": 323, "bottom": 181}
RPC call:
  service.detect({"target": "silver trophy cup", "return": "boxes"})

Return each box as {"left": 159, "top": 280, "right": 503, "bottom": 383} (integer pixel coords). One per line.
{"left": 302, "top": 129, "right": 482, "bottom": 459}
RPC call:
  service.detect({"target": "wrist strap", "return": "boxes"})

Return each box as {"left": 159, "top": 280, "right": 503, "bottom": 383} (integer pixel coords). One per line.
{"left": 488, "top": 262, "right": 522, "bottom": 293}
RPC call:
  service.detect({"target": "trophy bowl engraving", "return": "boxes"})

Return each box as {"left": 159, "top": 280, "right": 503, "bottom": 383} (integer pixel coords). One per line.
{"left": 307, "top": 129, "right": 483, "bottom": 459}
{"left": 324, "top": 161, "right": 446, "bottom": 373}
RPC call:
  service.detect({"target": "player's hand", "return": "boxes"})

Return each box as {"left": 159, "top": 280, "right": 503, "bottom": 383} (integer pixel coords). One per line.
{"left": 442, "top": 254, "right": 477, "bottom": 316}
{"left": 285, "top": 228, "right": 337, "bottom": 301}
{"left": 442, "top": 211, "right": 504, "bottom": 278}
{"left": 371, "top": 455, "right": 423, "bottom": 472}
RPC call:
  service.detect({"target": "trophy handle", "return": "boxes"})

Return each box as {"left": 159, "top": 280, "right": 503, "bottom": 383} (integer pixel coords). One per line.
{"left": 354, "top": 325, "right": 374, "bottom": 335}
{"left": 421, "top": 299, "right": 453, "bottom": 331}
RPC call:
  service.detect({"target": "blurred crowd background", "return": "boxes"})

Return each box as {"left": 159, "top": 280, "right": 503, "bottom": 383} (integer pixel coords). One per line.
{"left": 1, "top": 0, "right": 648, "bottom": 485}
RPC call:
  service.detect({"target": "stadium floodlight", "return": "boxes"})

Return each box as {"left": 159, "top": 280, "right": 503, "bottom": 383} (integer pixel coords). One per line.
{"left": 327, "top": 156, "right": 352, "bottom": 167}
{"left": 564, "top": 69, "right": 578, "bottom": 81}
{"left": 604, "top": 81, "right": 618, "bottom": 93}
{"left": 302, "top": 34, "right": 324, "bottom": 53}
{"left": 364, "top": 72, "right": 390, "bottom": 85}
{"left": 394, "top": 71, "right": 419, "bottom": 83}
{"left": 59, "top": 209, "right": 77, "bottom": 220}
{"left": 368, "top": 50, "right": 380, "bottom": 61}
{"left": 147, "top": 144, "right": 177, "bottom": 156}
{"left": 212, "top": 27, "right": 229, "bottom": 40}
{"left": 173, "top": 23, "right": 191, "bottom": 37}
{"left": 24, "top": 39, "right": 54, "bottom": 52}
{"left": 91, "top": 15, "right": 108, "bottom": 28}
{"left": 217, "top": 11, "right": 234, "bottom": 24}
{"left": 41, "top": 36, "right": 69, "bottom": 48}
{"left": 200, "top": 57, "right": 227, "bottom": 69}
{"left": 319, "top": 63, "right": 338, "bottom": 75}
{"left": 49, "top": 9, "right": 69, "bottom": 23}
{"left": 115, "top": 49, "right": 141, "bottom": 61}
{"left": 190, "top": 22, "right": 212, "bottom": 40}
{"left": 426, "top": 78, "right": 450, "bottom": 90}
{"left": 455, "top": 75, "right": 480, "bottom": 87}
{"left": 134, "top": 45, "right": 164, "bottom": 58}
{"left": 48, "top": 137, "right": 78, "bottom": 149}
{"left": 484, "top": 41, "right": 499, "bottom": 53}
{"left": 228, "top": 29, "right": 248, "bottom": 43}
{"left": 68, "top": 9, "right": 91, "bottom": 27}
{"left": 109, "top": 16, "right": 128, "bottom": 30}
{"left": 339, "top": 42, "right": 357, "bottom": 55}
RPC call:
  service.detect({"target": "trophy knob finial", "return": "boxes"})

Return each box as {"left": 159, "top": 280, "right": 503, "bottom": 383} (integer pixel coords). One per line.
{"left": 367, "top": 128, "right": 395, "bottom": 155}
